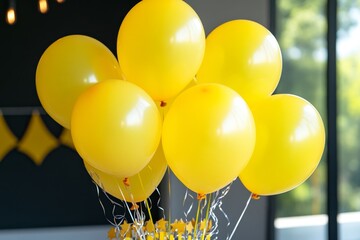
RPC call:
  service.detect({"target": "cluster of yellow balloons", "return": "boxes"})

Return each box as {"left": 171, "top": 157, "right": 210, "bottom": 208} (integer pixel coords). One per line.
{"left": 36, "top": 0, "right": 325, "bottom": 202}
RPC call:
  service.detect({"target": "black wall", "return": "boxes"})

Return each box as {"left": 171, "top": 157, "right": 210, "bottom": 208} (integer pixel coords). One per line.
{"left": 0, "top": 0, "right": 140, "bottom": 229}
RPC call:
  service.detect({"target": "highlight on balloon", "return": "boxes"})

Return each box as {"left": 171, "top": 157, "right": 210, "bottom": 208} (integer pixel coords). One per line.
{"left": 35, "top": 0, "right": 326, "bottom": 239}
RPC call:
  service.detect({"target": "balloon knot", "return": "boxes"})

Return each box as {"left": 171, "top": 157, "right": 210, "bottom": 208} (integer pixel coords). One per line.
{"left": 251, "top": 193, "right": 260, "bottom": 200}
{"left": 123, "top": 177, "right": 130, "bottom": 187}
{"left": 197, "top": 193, "right": 206, "bottom": 200}
{"left": 130, "top": 203, "right": 139, "bottom": 210}
{"left": 160, "top": 101, "right": 167, "bottom": 107}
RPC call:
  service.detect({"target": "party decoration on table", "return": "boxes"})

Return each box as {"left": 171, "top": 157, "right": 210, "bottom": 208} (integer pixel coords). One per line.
{"left": 99, "top": 187, "right": 229, "bottom": 240}
{"left": 108, "top": 219, "right": 213, "bottom": 240}
{"left": 34, "top": 0, "right": 325, "bottom": 238}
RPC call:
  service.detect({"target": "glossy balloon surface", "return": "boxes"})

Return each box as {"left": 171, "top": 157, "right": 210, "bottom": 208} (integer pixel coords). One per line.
{"left": 240, "top": 94, "right": 325, "bottom": 195}
{"left": 162, "top": 83, "right": 256, "bottom": 194}
{"left": 85, "top": 143, "right": 167, "bottom": 203}
{"left": 71, "top": 80, "right": 162, "bottom": 177}
{"left": 197, "top": 20, "right": 282, "bottom": 103}
{"left": 117, "top": 0, "right": 205, "bottom": 101}
{"left": 36, "top": 35, "right": 122, "bottom": 129}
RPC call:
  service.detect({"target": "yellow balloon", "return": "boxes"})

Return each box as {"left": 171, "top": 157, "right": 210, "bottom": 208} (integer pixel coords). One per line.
{"left": 162, "top": 83, "right": 256, "bottom": 194}
{"left": 117, "top": 0, "right": 205, "bottom": 101}
{"left": 84, "top": 143, "right": 167, "bottom": 203}
{"left": 196, "top": 20, "right": 282, "bottom": 103}
{"left": 239, "top": 94, "right": 326, "bottom": 196}
{"left": 71, "top": 79, "right": 162, "bottom": 177}
{"left": 156, "top": 79, "right": 197, "bottom": 118}
{"left": 36, "top": 35, "right": 123, "bottom": 129}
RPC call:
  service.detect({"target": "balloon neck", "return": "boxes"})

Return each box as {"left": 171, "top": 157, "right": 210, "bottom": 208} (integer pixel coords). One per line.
{"left": 251, "top": 193, "right": 260, "bottom": 200}
{"left": 123, "top": 177, "right": 130, "bottom": 187}
{"left": 160, "top": 101, "right": 167, "bottom": 107}
{"left": 130, "top": 203, "right": 139, "bottom": 210}
{"left": 197, "top": 193, "right": 206, "bottom": 200}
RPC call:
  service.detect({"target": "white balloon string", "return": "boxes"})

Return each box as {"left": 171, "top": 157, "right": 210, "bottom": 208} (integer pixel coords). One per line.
{"left": 200, "top": 195, "right": 208, "bottom": 220}
{"left": 98, "top": 182, "right": 126, "bottom": 226}
{"left": 155, "top": 188, "right": 166, "bottom": 220}
{"left": 167, "top": 167, "right": 172, "bottom": 225}
{"left": 210, "top": 195, "right": 221, "bottom": 239}
{"left": 94, "top": 183, "right": 125, "bottom": 228}
{"left": 209, "top": 208, "right": 219, "bottom": 239}
{"left": 116, "top": 183, "right": 146, "bottom": 240}
{"left": 217, "top": 183, "right": 232, "bottom": 228}
{"left": 183, "top": 189, "right": 194, "bottom": 225}
{"left": 136, "top": 174, "right": 151, "bottom": 226}
{"left": 228, "top": 193, "right": 253, "bottom": 240}
{"left": 121, "top": 178, "right": 148, "bottom": 238}
{"left": 209, "top": 182, "right": 233, "bottom": 239}
{"left": 102, "top": 190, "right": 127, "bottom": 226}
{"left": 147, "top": 197, "right": 153, "bottom": 210}
{"left": 89, "top": 170, "right": 124, "bottom": 209}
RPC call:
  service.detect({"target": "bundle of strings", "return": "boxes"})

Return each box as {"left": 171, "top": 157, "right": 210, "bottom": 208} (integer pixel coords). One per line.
{"left": 95, "top": 180, "right": 255, "bottom": 240}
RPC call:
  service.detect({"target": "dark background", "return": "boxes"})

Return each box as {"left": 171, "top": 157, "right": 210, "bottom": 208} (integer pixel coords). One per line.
{"left": 0, "top": 0, "right": 141, "bottom": 229}
{"left": 0, "top": 0, "right": 139, "bottom": 107}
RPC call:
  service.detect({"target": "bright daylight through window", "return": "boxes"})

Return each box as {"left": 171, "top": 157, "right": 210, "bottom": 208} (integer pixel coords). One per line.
{"left": 274, "top": 0, "right": 360, "bottom": 239}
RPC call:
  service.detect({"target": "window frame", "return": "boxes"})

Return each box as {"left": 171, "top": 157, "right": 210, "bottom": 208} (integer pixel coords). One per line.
{"left": 267, "top": 0, "right": 339, "bottom": 239}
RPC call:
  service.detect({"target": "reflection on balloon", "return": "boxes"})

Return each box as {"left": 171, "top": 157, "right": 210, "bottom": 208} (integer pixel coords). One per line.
{"left": 71, "top": 79, "right": 162, "bottom": 177}
{"left": 196, "top": 20, "right": 282, "bottom": 104}
{"left": 33, "top": 0, "right": 326, "bottom": 236}
{"left": 240, "top": 94, "right": 325, "bottom": 196}
{"left": 84, "top": 143, "right": 167, "bottom": 203}
{"left": 36, "top": 35, "right": 123, "bottom": 129}
{"left": 117, "top": 0, "right": 205, "bottom": 101}
{"left": 162, "top": 83, "right": 256, "bottom": 194}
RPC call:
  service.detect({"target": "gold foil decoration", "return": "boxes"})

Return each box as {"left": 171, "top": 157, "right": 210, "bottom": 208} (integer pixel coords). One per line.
{"left": 185, "top": 220, "right": 194, "bottom": 234}
{"left": 199, "top": 220, "right": 212, "bottom": 232}
{"left": 145, "top": 220, "right": 155, "bottom": 233}
{"left": 156, "top": 218, "right": 168, "bottom": 232}
{"left": 59, "top": 128, "right": 75, "bottom": 149}
{"left": 0, "top": 113, "right": 17, "bottom": 160}
{"left": 17, "top": 112, "right": 58, "bottom": 165}
{"left": 171, "top": 219, "right": 186, "bottom": 234}
{"left": 107, "top": 227, "right": 116, "bottom": 239}
{"left": 120, "top": 220, "right": 132, "bottom": 237}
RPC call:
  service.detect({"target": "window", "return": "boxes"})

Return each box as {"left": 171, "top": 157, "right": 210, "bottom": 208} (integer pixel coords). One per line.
{"left": 271, "top": 0, "right": 360, "bottom": 239}
{"left": 337, "top": 0, "right": 360, "bottom": 239}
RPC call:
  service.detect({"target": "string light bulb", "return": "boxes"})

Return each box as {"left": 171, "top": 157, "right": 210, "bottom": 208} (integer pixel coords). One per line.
{"left": 6, "top": 8, "right": 16, "bottom": 25}
{"left": 5, "top": 0, "right": 63, "bottom": 25}
{"left": 38, "top": 0, "right": 49, "bottom": 14}
{"left": 6, "top": 0, "right": 16, "bottom": 25}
